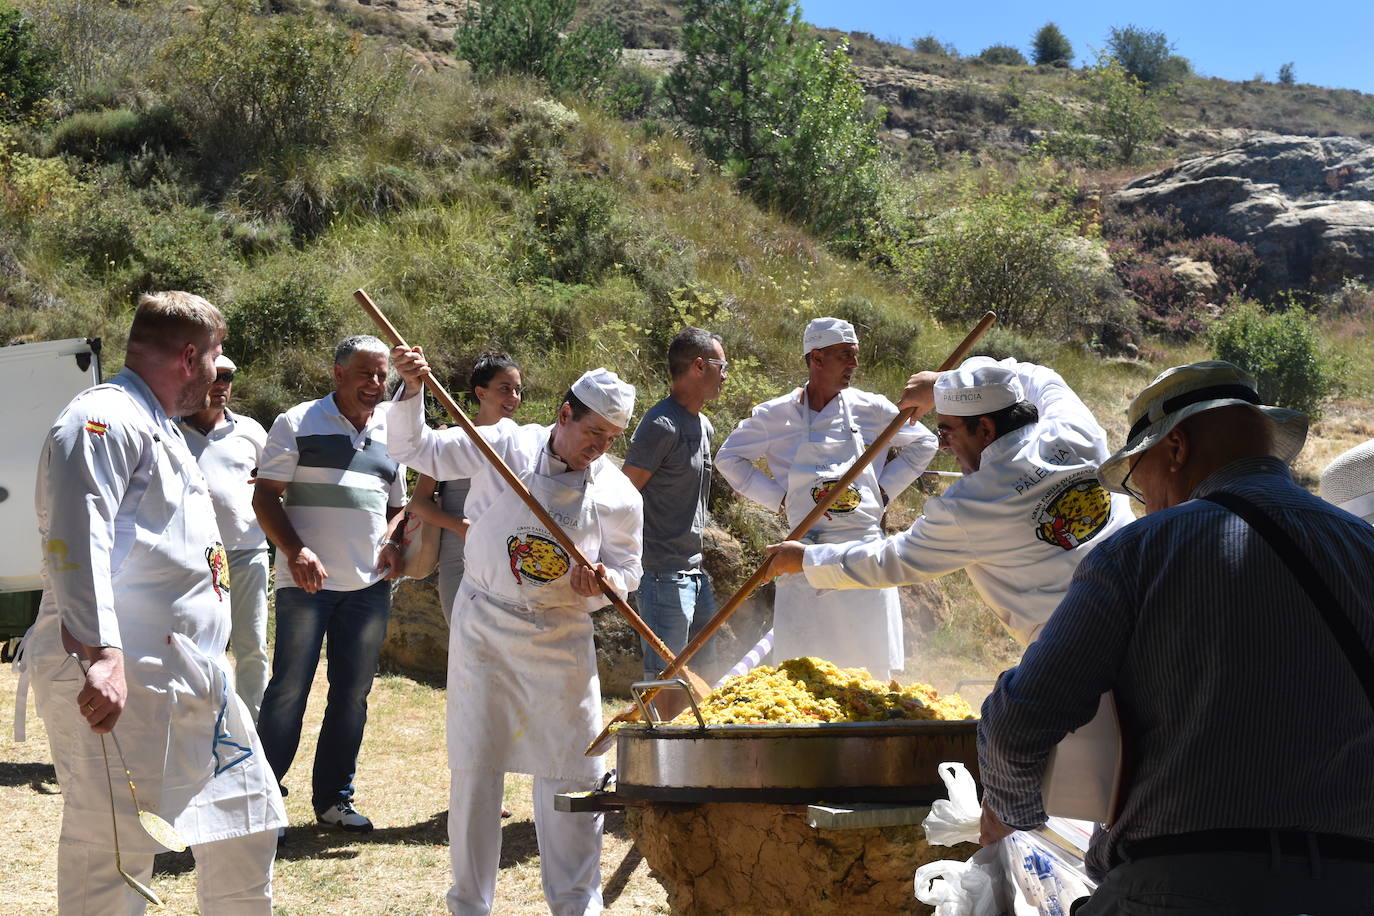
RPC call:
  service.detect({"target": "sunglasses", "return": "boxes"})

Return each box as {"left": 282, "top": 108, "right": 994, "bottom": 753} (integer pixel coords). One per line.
{"left": 705, "top": 358, "right": 730, "bottom": 373}
{"left": 215, "top": 371, "right": 236, "bottom": 383}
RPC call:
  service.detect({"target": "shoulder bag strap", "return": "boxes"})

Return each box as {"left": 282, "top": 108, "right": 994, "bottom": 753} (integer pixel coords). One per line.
{"left": 1201, "top": 491, "right": 1374, "bottom": 710}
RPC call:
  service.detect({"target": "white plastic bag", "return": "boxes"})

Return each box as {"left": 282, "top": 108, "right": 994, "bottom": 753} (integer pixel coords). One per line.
{"left": 914, "top": 845, "right": 1009, "bottom": 916}
{"left": 923, "top": 761, "right": 983, "bottom": 846}
{"left": 999, "top": 828, "right": 1095, "bottom": 916}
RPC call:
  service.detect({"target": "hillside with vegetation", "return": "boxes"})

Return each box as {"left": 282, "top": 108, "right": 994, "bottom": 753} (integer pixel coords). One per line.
{"left": 1, "top": 0, "right": 1372, "bottom": 662}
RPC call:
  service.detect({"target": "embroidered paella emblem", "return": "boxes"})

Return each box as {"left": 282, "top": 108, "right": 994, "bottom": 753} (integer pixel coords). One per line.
{"left": 205, "top": 542, "right": 231, "bottom": 600}
{"left": 1035, "top": 479, "right": 1112, "bottom": 550}
{"left": 810, "top": 478, "right": 862, "bottom": 520}
{"left": 506, "top": 534, "right": 571, "bottom": 585}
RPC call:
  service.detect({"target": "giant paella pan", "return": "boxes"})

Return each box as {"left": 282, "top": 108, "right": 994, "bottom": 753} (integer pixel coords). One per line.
{"left": 611, "top": 657, "right": 980, "bottom": 805}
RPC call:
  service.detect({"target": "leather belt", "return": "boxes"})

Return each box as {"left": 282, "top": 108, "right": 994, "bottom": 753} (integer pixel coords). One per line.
{"left": 1126, "top": 829, "right": 1374, "bottom": 864}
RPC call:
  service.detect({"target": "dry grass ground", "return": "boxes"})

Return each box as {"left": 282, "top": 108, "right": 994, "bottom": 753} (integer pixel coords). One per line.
{"left": 0, "top": 662, "right": 673, "bottom": 915}
{"left": 0, "top": 646, "right": 1008, "bottom": 915}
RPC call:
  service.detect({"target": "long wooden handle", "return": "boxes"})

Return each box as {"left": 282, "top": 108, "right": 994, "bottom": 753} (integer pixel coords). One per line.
{"left": 585, "top": 311, "right": 996, "bottom": 754}
{"left": 354, "top": 289, "right": 687, "bottom": 669}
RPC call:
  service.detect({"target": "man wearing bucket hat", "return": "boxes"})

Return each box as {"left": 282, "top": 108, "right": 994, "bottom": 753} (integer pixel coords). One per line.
{"left": 716, "top": 317, "right": 938, "bottom": 679}
{"left": 1321, "top": 438, "right": 1374, "bottom": 524}
{"left": 389, "top": 352, "right": 643, "bottom": 916}
{"left": 977, "top": 361, "right": 1374, "bottom": 910}
{"left": 768, "top": 355, "right": 1132, "bottom": 645}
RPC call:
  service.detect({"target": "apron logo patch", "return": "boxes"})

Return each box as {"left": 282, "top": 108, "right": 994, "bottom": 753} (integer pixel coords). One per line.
{"left": 506, "top": 534, "right": 570, "bottom": 585}
{"left": 1034, "top": 478, "right": 1112, "bottom": 550}
{"left": 206, "top": 542, "right": 231, "bottom": 600}
{"left": 84, "top": 419, "right": 109, "bottom": 436}
{"left": 810, "top": 479, "right": 862, "bottom": 520}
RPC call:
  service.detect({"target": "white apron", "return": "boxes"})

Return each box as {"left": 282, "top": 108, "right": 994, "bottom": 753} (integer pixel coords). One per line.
{"left": 447, "top": 453, "right": 604, "bottom": 782}
{"left": 774, "top": 390, "right": 902, "bottom": 678}
{"left": 30, "top": 400, "right": 283, "bottom": 852}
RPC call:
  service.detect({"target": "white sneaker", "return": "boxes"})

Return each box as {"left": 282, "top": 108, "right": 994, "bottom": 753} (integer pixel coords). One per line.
{"left": 316, "top": 801, "right": 374, "bottom": 833}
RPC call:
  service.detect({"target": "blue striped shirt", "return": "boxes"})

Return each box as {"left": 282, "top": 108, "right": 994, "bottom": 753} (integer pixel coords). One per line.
{"left": 978, "top": 456, "right": 1374, "bottom": 878}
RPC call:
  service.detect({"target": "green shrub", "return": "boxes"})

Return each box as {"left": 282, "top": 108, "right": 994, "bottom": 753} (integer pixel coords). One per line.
{"left": 907, "top": 190, "right": 1123, "bottom": 341}
{"left": 968, "top": 326, "right": 1060, "bottom": 366}
{"left": 1278, "top": 62, "right": 1296, "bottom": 86}
{"left": 515, "top": 176, "right": 627, "bottom": 284}
{"left": 160, "top": 1, "right": 403, "bottom": 173}
{"left": 222, "top": 266, "right": 341, "bottom": 365}
{"left": 24, "top": 0, "right": 174, "bottom": 104}
{"left": 829, "top": 294, "right": 922, "bottom": 366}
{"left": 1106, "top": 24, "right": 1173, "bottom": 86}
{"left": 453, "top": 0, "right": 621, "bottom": 95}
{"left": 494, "top": 98, "right": 580, "bottom": 186}
{"left": 1210, "top": 302, "right": 1340, "bottom": 415}
{"left": 0, "top": 2, "right": 54, "bottom": 118}
{"left": 1031, "top": 23, "right": 1073, "bottom": 66}
{"left": 911, "top": 34, "right": 957, "bottom": 57}
{"left": 1085, "top": 53, "right": 1163, "bottom": 164}
{"left": 978, "top": 44, "right": 1027, "bottom": 67}
{"left": 46, "top": 105, "right": 183, "bottom": 161}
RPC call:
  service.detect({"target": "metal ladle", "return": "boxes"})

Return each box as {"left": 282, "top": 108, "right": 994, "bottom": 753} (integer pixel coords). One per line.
{"left": 74, "top": 658, "right": 188, "bottom": 906}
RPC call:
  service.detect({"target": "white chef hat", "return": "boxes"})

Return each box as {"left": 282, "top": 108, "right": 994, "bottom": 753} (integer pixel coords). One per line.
{"left": 571, "top": 368, "right": 635, "bottom": 428}
{"left": 215, "top": 354, "right": 237, "bottom": 372}
{"left": 802, "top": 317, "right": 859, "bottom": 355}
{"left": 935, "top": 356, "right": 1026, "bottom": 417}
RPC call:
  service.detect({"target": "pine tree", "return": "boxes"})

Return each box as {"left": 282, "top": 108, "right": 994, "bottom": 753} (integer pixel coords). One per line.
{"left": 1031, "top": 22, "right": 1073, "bottom": 66}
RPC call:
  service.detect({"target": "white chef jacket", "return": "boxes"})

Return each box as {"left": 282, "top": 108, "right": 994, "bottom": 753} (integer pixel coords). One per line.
{"left": 386, "top": 392, "right": 643, "bottom": 610}
{"left": 176, "top": 409, "right": 269, "bottom": 550}
{"left": 716, "top": 385, "right": 939, "bottom": 513}
{"left": 26, "top": 367, "right": 284, "bottom": 848}
{"left": 803, "top": 359, "right": 1134, "bottom": 644}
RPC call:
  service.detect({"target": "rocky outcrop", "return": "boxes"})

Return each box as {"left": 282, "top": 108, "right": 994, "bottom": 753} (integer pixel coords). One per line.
{"left": 1109, "top": 135, "right": 1374, "bottom": 296}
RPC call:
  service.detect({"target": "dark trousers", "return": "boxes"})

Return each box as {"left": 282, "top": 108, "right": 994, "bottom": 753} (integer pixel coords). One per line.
{"left": 256, "top": 580, "right": 391, "bottom": 814}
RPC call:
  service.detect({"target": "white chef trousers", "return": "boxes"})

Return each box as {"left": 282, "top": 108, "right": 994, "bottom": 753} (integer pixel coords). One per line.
{"left": 447, "top": 769, "right": 603, "bottom": 916}
{"left": 57, "top": 825, "right": 277, "bottom": 915}
{"left": 227, "top": 548, "right": 271, "bottom": 722}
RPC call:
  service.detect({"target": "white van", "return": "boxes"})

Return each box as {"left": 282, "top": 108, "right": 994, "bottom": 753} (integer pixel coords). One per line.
{"left": 0, "top": 338, "right": 102, "bottom": 653}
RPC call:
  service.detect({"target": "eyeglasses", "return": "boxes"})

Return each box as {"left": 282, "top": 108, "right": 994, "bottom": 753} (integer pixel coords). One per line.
{"left": 215, "top": 372, "right": 235, "bottom": 383}
{"left": 706, "top": 358, "right": 729, "bottom": 373}
{"left": 1121, "top": 453, "right": 1147, "bottom": 505}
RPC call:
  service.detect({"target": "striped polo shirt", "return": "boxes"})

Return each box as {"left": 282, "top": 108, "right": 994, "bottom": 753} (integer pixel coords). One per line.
{"left": 258, "top": 393, "right": 406, "bottom": 591}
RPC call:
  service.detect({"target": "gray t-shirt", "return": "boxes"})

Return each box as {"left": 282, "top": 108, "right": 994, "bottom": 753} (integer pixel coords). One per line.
{"left": 623, "top": 396, "right": 714, "bottom": 572}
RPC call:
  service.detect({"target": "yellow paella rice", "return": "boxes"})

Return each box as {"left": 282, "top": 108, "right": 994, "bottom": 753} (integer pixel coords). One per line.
{"left": 671, "top": 656, "right": 975, "bottom": 725}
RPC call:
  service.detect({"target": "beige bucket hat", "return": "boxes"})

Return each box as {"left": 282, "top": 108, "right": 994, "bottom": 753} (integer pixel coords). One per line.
{"left": 1320, "top": 438, "right": 1374, "bottom": 523}
{"left": 1098, "top": 360, "right": 1308, "bottom": 494}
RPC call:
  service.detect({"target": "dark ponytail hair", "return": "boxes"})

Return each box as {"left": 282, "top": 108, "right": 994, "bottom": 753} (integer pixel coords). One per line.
{"left": 468, "top": 351, "right": 521, "bottom": 404}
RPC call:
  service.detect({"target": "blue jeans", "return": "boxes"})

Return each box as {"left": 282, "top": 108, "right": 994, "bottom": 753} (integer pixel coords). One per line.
{"left": 637, "top": 570, "right": 716, "bottom": 680}
{"left": 256, "top": 580, "right": 391, "bottom": 814}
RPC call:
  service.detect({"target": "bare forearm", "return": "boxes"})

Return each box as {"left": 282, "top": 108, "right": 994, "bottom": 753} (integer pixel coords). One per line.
{"left": 253, "top": 487, "right": 304, "bottom": 557}
{"left": 408, "top": 496, "right": 468, "bottom": 534}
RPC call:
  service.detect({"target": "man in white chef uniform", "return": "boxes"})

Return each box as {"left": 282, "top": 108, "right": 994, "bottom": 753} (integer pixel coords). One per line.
{"left": 768, "top": 356, "right": 1134, "bottom": 645}
{"left": 389, "top": 348, "right": 643, "bottom": 916}
{"left": 176, "top": 354, "right": 271, "bottom": 721}
{"left": 24, "top": 292, "right": 285, "bottom": 913}
{"left": 716, "top": 317, "right": 938, "bottom": 681}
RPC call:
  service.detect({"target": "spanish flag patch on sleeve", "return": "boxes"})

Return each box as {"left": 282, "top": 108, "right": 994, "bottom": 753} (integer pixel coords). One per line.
{"left": 85, "top": 419, "right": 109, "bottom": 436}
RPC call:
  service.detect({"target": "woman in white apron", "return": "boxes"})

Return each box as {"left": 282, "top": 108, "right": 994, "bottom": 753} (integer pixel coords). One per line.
{"left": 774, "top": 388, "right": 902, "bottom": 680}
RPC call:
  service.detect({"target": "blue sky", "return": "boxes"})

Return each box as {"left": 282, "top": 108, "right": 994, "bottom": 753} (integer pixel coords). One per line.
{"left": 799, "top": 1, "right": 1374, "bottom": 94}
